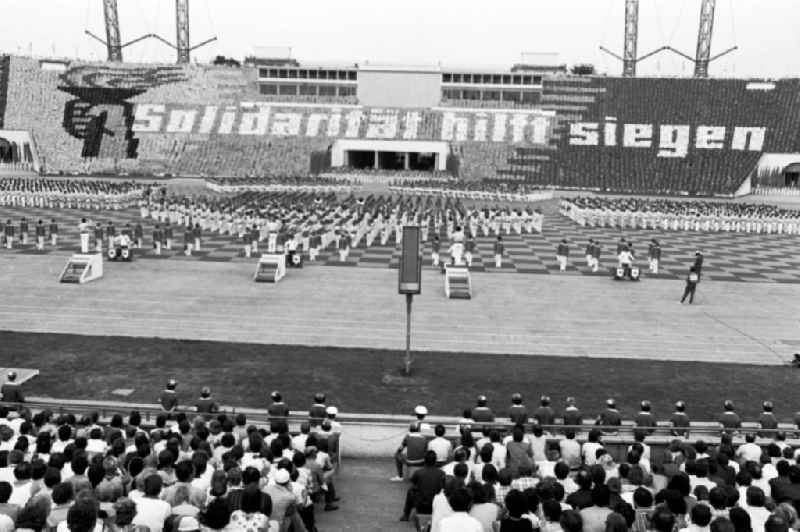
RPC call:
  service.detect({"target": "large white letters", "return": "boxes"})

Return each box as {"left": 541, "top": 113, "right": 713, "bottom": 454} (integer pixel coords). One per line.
{"left": 130, "top": 102, "right": 769, "bottom": 160}
{"left": 731, "top": 127, "right": 766, "bottom": 151}
{"left": 529, "top": 115, "right": 550, "bottom": 145}
{"left": 623, "top": 124, "right": 652, "bottom": 148}
{"left": 658, "top": 125, "right": 691, "bottom": 157}
{"left": 305, "top": 113, "right": 328, "bottom": 137}
{"left": 441, "top": 112, "right": 469, "bottom": 142}
{"left": 402, "top": 111, "right": 421, "bottom": 140}
{"left": 510, "top": 114, "right": 528, "bottom": 143}
{"left": 695, "top": 126, "right": 726, "bottom": 149}
{"left": 132, "top": 104, "right": 165, "bottom": 132}
{"left": 165, "top": 110, "right": 197, "bottom": 133}
{"left": 270, "top": 113, "right": 301, "bottom": 136}
{"left": 238, "top": 103, "right": 271, "bottom": 135}
{"left": 492, "top": 114, "right": 508, "bottom": 142}
{"left": 473, "top": 113, "right": 488, "bottom": 142}
{"left": 569, "top": 122, "right": 599, "bottom": 146}
{"left": 365, "top": 110, "right": 398, "bottom": 139}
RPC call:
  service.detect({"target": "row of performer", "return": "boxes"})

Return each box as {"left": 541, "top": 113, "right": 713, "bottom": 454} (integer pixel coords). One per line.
{"left": 561, "top": 203, "right": 800, "bottom": 234}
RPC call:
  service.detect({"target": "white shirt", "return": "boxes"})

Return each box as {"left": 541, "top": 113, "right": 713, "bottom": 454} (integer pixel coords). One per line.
{"left": 57, "top": 521, "right": 103, "bottom": 532}
{"left": 737, "top": 443, "right": 762, "bottom": 463}
{"left": 439, "top": 512, "right": 484, "bottom": 532}
{"left": 582, "top": 442, "right": 603, "bottom": 466}
{"left": 491, "top": 442, "right": 506, "bottom": 470}
{"left": 0, "top": 513, "right": 12, "bottom": 532}
{"left": 428, "top": 437, "right": 453, "bottom": 463}
{"left": 529, "top": 435, "right": 548, "bottom": 462}
{"left": 132, "top": 496, "right": 172, "bottom": 532}
{"left": 8, "top": 481, "right": 32, "bottom": 506}
{"left": 431, "top": 491, "right": 454, "bottom": 532}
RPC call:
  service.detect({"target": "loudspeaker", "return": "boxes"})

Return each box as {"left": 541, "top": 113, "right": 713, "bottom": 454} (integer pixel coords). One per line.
{"left": 398, "top": 226, "right": 422, "bottom": 294}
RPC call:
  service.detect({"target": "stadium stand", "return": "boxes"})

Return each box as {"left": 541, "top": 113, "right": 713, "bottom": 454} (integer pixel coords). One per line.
{"left": 0, "top": 397, "right": 342, "bottom": 531}
{"left": 560, "top": 197, "right": 800, "bottom": 234}
{"left": 1, "top": 392, "right": 799, "bottom": 532}
{"left": 4, "top": 56, "right": 800, "bottom": 194}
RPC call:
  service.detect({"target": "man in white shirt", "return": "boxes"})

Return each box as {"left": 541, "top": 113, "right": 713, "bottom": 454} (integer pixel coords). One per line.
{"left": 292, "top": 423, "right": 311, "bottom": 452}
{"left": 132, "top": 474, "right": 172, "bottom": 532}
{"left": 441, "top": 449, "right": 471, "bottom": 481}
{"left": 560, "top": 431, "right": 582, "bottom": 471}
{"left": 428, "top": 425, "right": 453, "bottom": 466}
{"left": 737, "top": 433, "right": 763, "bottom": 464}
{"left": 439, "top": 488, "right": 483, "bottom": 532}
{"left": 582, "top": 429, "right": 604, "bottom": 467}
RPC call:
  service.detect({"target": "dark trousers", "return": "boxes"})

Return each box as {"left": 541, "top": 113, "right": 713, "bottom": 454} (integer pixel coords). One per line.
{"left": 402, "top": 488, "right": 415, "bottom": 518}
{"left": 299, "top": 504, "right": 316, "bottom": 532}
{"left": 681, "top": 283, "right": 696, "bottom": 303}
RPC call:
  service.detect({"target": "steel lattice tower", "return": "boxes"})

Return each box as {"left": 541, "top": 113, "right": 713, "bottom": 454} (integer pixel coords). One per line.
{"left": 622, "top": 0, "right": 639, "bottom": 77}
{"left": 102, "top": 0, "right": 123, "bottom": 62}
{"left": 694, "top": 0, "right": 716, "bottom": 78}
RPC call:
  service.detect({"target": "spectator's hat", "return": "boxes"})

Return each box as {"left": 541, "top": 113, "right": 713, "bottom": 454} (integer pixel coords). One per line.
{"left": 606, "top": 398, "right": 616, "bottom": 407}
{"left": 640, "top": 400, "right": 651, "bottom": 411}
{"left": 511, "top": 393, "right": 522, "bottom": 404}
{"left": 314, "top": 393, "right": 326, "bottom": 403}
{"left": 724, "top": 400, "right": 735, "bottom": 410}
{"left": 271, "top": 391, "right": 282, "bottom": 402}
{"left": 540, "top": 395, "right": 551, "bottom": 406}
{"left": 201, "top": 386, "right": 211, "bottom": 397}
{"left": 274, "top": 468, "right": 290, "bottom": 485}
{"left": 696, "top": 251, "right": 702, "bottom": 255}
{"left": 6, "top": 372, "right": 16, "bottom": 381}
{"left": 325, "top": 406, "right": 338, "bottom": 417}
{"left": 763, "top": 401, "right": 774, "bottom": 412}
{"left": 477, "top": 395, "right": 488, "bottom": 406}
{"left": 414, "top": 405, "right": 428, "bottom": 416}
{"left": 675, "top": 400, "right": 686, "bottom": 411}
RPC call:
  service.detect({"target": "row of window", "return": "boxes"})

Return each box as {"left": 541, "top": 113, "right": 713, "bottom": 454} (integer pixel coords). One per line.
{"left": 258, "top": 68, "right": 358, "bottom": 81}
{"left": 441, "top": 88, "right": 540, "bottom": 103}
{"left": 442, "top": 73, "right": 543, "bottom": 85}
{"left": 256, "top": 68, "right": 545, "bottom": 86}
{"left": 258, "top": 84, "right": 357, "bottom": 97}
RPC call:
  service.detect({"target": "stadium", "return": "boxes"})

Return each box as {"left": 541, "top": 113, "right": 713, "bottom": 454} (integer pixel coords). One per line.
{"left": 1, "top": 0, "right": 800, "bottom": 530}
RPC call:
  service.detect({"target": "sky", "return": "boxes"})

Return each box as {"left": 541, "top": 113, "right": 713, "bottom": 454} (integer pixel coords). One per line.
{"left": 0, "top": 0, "right": 798, "bottom": 78}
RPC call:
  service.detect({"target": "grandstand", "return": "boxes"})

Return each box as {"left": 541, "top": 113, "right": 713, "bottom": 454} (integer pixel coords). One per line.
{"left": 1, "top": 56, "right": 799, "bottom": 195}
{"left": 3, "top": 3, "right": 800, "bottom": 530}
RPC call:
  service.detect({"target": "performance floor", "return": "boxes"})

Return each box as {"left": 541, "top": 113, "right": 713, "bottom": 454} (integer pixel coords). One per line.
{"left": 2, "top": 203, "right": 800, "bottom": 283}
{"left": 0, "top": 253, "right": 798, "bottom": 366}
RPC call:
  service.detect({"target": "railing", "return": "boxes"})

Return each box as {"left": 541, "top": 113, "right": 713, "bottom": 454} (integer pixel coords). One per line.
{"left": 3, "top": 397, "right": 799, "bottom": 460}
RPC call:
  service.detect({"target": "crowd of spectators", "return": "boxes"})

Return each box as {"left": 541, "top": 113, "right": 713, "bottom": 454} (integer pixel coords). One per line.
{"left": 0, "top": 386, "right": 342, "bottom": 532}
{"left": 561, "top": 197, "right": 800, "bottom": 234}
{"left": 395, "top": 396, "right": 800, "bottom": 532}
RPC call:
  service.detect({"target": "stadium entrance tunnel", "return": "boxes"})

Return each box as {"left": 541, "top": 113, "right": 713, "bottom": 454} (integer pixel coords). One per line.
{"left": 331, "top": 139, "right": 448, "bottom": 171}
{"left": 784, "top": 163, "right": 800, "bottom": 187}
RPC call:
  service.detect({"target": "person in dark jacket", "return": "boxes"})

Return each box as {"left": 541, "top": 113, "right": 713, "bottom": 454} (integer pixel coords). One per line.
{"left": 681, "top": 266, "right": 699, "bottom": 304}
{"left": 0, "top": 372, "right": 24, "bottom": 403}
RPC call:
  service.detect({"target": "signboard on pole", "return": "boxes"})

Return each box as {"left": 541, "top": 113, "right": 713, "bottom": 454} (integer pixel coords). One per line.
{"left": 398, "top": 226, "right": 422, "bottom": 294}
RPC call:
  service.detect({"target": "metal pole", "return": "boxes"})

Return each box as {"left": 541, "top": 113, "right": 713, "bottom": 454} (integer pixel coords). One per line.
{"left": 404, "top": 293, "right": 413, "bottom": 374}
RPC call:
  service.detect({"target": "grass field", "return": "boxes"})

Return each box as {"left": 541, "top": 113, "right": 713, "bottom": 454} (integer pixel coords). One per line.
{"left": 3, "top": 330, "right": 799, "bottom": 422}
